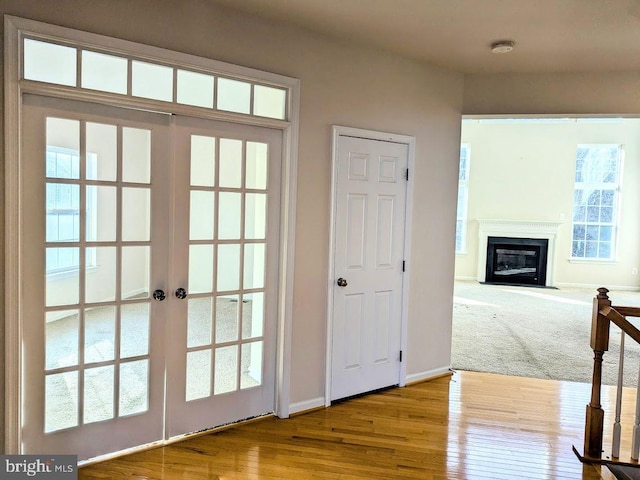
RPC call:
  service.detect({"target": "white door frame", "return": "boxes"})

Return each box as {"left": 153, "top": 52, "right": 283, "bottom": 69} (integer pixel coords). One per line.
{"left": 325, "top": 125, "right": 415, "bottom": 406}
{"left": 4, "top": 15, "right": 300, "bottom": 455}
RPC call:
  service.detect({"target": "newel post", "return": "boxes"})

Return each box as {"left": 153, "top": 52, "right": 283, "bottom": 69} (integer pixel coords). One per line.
{"left": 584, "top": 287, "right": 611, "bottom": 459}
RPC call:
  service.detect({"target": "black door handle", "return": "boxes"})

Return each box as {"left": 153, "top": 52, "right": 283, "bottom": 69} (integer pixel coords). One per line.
{"left": 152, "top": 289, "right": 166, "bottom": 301}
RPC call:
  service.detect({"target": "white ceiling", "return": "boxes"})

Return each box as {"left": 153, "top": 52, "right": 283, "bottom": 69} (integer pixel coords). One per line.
{"left": 211, "top": 0, "right": 640, "bottom": 74}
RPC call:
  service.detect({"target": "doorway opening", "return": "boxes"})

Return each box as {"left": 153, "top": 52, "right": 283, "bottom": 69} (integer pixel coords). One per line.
{"left": 452, "top": 116, "right": 640, "bottom": 385}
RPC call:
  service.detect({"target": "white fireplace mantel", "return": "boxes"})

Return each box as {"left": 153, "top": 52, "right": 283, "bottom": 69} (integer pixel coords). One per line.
{"left": 477, "top": 219, "right": 562, "bottom": 286}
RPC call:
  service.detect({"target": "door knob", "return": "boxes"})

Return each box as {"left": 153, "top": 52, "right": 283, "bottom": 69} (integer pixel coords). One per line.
{"left": 175, "top": 288, "right": 187, "bottom": 299}
{"left": 152, "top": 289, "right": 166, "bottom": 301}
{"left": 337, "top": 278, "right": 348, "bottom": 287}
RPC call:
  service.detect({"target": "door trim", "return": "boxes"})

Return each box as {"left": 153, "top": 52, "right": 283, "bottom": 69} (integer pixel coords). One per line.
{"left": 325, "top": 125, "right": 415, "bottom": 406}
{"left": 4, "top": 15, "right": 300, "bottom": 454}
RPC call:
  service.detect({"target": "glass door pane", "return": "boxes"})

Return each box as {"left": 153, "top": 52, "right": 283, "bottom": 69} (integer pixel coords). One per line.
{"left": 21, "top": 95, "right": 282, "bottom": 460}
{"left": 167, "top": 117, "right": 281, "bottom": 437}
{"left": 21, "top": 95, "right": 171, "bottom": 461}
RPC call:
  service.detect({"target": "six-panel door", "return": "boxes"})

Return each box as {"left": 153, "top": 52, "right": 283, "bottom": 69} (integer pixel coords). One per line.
{"left": 331, "top": 135, "right": 408, "bottom": 401}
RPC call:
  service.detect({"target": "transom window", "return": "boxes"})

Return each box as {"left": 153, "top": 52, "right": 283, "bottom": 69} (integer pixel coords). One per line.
{"left": 23, "top": 38, "right": 287, "bottom": 121}
{"left": 571, "top": 144, "right": 623, "bottom": 260}
{"left": 455, "top": 144, "right": 470, "bottom": 254}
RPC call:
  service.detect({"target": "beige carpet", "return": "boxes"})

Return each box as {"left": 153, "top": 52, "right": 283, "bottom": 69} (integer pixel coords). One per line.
{"left": 452, "top": 281, "right": 640, "bottom": 387}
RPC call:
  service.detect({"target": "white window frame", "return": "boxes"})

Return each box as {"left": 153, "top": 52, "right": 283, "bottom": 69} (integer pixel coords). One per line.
{"left": 455, "top": 144, "right": 470, "bottom": 254}
{"left": 21, "top": 37, "right": 289, "bottom": 122}
{"left": 4, "top": 15, "right": 300, "bottom": 454}
{"left": 570, "top": 143, "right": 623, "bottom": 262}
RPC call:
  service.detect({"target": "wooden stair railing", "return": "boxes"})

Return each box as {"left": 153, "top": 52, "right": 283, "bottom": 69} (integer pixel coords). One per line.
{"left": 575, "top": 287, "right": 640, "bottom": 466}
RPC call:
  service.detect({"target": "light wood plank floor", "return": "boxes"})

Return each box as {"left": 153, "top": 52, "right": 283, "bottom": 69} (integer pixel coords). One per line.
{"left": 80, "top": 371, "right": 628, "bottom": 479}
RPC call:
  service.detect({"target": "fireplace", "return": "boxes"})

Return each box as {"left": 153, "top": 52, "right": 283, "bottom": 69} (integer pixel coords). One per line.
{"left": 476, "top": 220, "right": 561, "bottom": 287}
{"left": 485, "top": 236, "right": 549, "bottom": 286}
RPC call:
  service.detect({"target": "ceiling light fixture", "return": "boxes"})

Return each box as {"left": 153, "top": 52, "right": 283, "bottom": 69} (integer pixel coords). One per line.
{"left": 490, "top": 40, "right": 515, "bottom": 54}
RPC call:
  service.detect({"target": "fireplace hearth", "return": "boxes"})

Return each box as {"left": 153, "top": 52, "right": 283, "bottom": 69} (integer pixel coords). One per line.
{"left": 485, "top": 236, "right": 549, "bottom": 287}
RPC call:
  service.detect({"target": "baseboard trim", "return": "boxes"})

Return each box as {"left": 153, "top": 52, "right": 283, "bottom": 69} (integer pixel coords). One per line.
{"left": 454, "top": 279, "right": 640, "bottom": 292}
{"left": 554, "top": 282, "right": 640, "bottom": 292}
{"left": 289, "top": 397, "right": 325, "bottom": 416}
{"left": 454, "top": 275, "right": 476, "bottom": 282}
{"left": 406, "top": 367, "right": 452, "bottom": 385}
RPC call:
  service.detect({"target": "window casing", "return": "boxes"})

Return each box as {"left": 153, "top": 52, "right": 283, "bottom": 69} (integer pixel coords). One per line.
{"left": 571, "top": 144, "right": 623, "bottom": 260}
{"left": 456, "top": 144, "right": 470, "bottom": 254}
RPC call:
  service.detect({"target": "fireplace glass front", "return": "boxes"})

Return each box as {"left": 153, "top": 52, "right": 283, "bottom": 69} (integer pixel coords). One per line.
{"left": 485, "top": 237, "right": 548, "bottom": 286}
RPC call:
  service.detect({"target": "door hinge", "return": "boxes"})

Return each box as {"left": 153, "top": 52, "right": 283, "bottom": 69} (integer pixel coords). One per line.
{"left": 400, "top": 350, "right": 403, "bottom": 362}
{"left": 405, "top": 168, "right": 409, "bottom": 181}
{"left": 402, "top": 260, "right": 406, "bottom": 272}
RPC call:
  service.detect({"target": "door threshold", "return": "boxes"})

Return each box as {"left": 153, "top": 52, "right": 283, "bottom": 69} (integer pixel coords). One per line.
{"left": 79, "top": 413, "right": 275, "bottom": 468}
{"left": 331, "top": 384, "right": 398, "bottom": 405}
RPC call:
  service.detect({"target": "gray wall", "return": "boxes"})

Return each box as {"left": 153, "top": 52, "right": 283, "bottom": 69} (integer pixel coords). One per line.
{"left": 1, "top": 0, "right": 464, "bottom": 452}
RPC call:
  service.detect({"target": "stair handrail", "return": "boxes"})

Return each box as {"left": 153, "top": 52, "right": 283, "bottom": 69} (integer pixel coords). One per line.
{"left": 611, "top": 306, "right": 640, "bottom": 318}
{"left": 582, "top": 287, "right": 640, "bottom": 461}
{"left": 600, "top": 305, "right": 640, "bottom": 344}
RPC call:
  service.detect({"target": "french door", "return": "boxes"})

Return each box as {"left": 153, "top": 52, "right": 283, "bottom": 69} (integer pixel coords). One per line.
{"left": 167, "top": 115, "right": 280, "bottom": 437}
{"left": 20, "top": 95, "right": 280, "bottom": 461}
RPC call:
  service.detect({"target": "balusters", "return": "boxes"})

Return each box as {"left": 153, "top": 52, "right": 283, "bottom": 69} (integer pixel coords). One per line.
{"left": 580, "top": 287, "right": 640, "bottom": 465}
{"left": 632, "top": 362, "right": 640, "bottom": 460}
{"left": 612, "top": 328, "right": 625, "bottom": 458}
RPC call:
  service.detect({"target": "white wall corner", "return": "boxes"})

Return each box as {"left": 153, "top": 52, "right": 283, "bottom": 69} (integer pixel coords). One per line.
{"left": 289, "top": 397, "right": 326, "bottom": 416}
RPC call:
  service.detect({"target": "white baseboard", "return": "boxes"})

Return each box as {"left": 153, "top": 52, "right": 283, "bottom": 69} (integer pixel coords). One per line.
{"left": 554, "top": 282, "right": 640, "bottom": 292}
{"left": 288, "top": 369, "right": 455, "bottom": 414}
{"left": 289, "top": 397, "right": 325, "bottom": 415}
{"left": 454, "top": 278, "right": 640, "bottom": 292}
{"left": 454, "top": 275, "right": 477, "bottom": 282}
{"left": 406, "top": 366, "right": 452, "bottom": 385}
{"left": 124, "top": 287, "right": 148, "bottom": 299}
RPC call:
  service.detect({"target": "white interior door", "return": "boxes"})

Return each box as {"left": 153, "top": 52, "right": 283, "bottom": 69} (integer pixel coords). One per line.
{"left": 166, "top": 115, "right": 281, "bottom": 437}
{"left": 331, "top": 135, "right": 408, "bottom": 401}
{"left": 20, "top": 96, "right": 282, "bottom": 460}
{"left": 21, "top": 95, "right": 171, "bottom": 460}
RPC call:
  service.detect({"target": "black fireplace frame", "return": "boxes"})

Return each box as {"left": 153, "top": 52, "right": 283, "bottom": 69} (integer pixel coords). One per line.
{"left": 485, "top": 236, "right": 549, "bottom": 287}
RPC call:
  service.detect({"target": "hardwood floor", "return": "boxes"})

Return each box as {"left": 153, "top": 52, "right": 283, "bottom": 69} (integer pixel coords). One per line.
{"left": 80, "top": 371, "right": 626, "bottom": 479}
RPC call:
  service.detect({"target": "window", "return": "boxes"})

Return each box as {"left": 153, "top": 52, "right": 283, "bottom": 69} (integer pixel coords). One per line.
{"left": 455, "top": 144, "right": 470, "bottom": 253}
{"left": 46, "top": 146, "right": 97, "bottom": 274}
{"left": 571, "top": 144, "right": 623, "bottom": 260}
{"left": 23, "top": 38, "right": 288, "bottom": 120}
